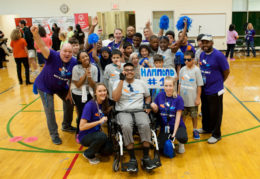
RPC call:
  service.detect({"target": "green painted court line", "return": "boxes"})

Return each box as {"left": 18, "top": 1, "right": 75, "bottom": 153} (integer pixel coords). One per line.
{"left": 225, "top": 87, "right": 260, "bottom": 123}
{"left": 22, "top": 110, "right": 63, "bottom": 112}
{"left": 4, "top": 86, "right": 260, "bottom": 153}
{"left": 19, "top": 104, "right": 27, "bottom": 106}
{"left": 240, "top": 101, "right": 260, "bottom": 103}
{"left": 0, "top": 86, "right": 15, "bottom": 95}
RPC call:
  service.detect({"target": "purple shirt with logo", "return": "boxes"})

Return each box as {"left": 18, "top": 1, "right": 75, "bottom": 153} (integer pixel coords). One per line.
{"left": 180, "top": 43, "right": 196, "bottom": 54}
{"left": 245, "top": 29, "right": 255, "bottom": 42}
{"left": 154, "top": 91, "right": 186, "bottom": 130}
{"left": 78, "top": 100, "right": 103, "bottom": 142}
{"left": 34, "top": 49, "right": 77, "bottom": 94}
{"left": 199, "top": 48, "right": 229, "bottom": 95}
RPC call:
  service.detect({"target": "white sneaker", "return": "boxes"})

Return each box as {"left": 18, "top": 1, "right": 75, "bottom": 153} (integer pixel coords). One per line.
{"left": 208, "top": 136, "right": 221, "bottom": 144}
{"left": 197, "top": 128, "right": 207, "bottom": 134}
{"left": 178, "top": 143, "right": 185, "bottom": 154}
{"left": 83, "top": 153, "right": 100, "bottom": 164}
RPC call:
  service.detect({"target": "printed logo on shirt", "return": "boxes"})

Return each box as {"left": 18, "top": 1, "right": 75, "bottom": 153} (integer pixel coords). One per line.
{"left": 95, "top": 113, "right": 100, "bottom": 117}
{"left": 160, "top": 104, "right": 165, "bottom": 108}
{"left": 187, "top": 45, "right": 192, "bottom": 51}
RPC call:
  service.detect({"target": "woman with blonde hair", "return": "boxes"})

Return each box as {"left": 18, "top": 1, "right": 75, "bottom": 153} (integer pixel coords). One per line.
{"left": 10, "top": 29, "right": 32, "bottom": 85}
{"left": 151, "top": 76, "right": 188, "bottom": 155}
{"left": 245, "top": 23, "right": 256, "bottom": 57}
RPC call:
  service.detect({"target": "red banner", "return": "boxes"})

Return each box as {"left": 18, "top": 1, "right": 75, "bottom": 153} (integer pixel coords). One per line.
{"left": 74, "top": 13, "right": 89, "bottom": 30}
{"left": 14, "top": 18, "right": 32, "bottom": 27}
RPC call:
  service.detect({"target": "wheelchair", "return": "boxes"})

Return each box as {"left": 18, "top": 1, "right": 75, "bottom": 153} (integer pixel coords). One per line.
{"left": 108, "top": 109, "right": 162, "bottom": 173}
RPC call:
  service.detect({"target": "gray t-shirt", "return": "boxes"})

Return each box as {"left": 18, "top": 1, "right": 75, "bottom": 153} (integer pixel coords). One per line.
{"left": 179, "top": 66, "right": 203, "bottom": 107}
{"left": 195, "top": 48, "right": 202, "bottom": 64}
{"left": 71, "top": 64, "right": 98, "bottom": 96}
{"left": 157, "top": 47, "right": 175, "bottom": 68}
{"left": 113, "top": 79, "right": 150, "bottom": 111}
{"left": 104, "top": 63, "right": 124, "bottom": 99}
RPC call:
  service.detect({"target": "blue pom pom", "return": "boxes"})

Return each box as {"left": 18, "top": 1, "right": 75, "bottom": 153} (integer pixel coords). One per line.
{"left": 33, "top": 83, "right": 38, "bottom": 95}
{"left": 159, "top": 15, "right": 169, "bottom": 30}
{"left": 175, "top": 51, "right": 185, "bottom": 65}
{"left": 88, "top": 33, "right": 99, "bottom": 44}
{"left": 176, "top": 16, "right": 192, "bottom": 31}
{"left": 163, "top": 139, "right": 175, "bottom": 158}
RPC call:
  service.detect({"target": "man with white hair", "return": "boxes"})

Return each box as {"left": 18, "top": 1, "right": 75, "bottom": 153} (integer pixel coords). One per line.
{"left": 31, "top": 25, "right": 77, "bottom": 145}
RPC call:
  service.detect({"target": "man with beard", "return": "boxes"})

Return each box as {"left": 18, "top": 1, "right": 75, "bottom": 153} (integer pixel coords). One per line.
{"left": 124, "top": 26, "right": 136, "bottom": 44}
{"left": 31, "top": 25, "right": 77, "bottom": 145}
{"left": 198, "top": 34, "right": 230, "bottom": 144}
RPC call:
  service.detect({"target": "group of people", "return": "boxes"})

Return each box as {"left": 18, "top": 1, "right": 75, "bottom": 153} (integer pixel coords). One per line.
{"left": 225, "top": 22, "right": 257, "bottom": 60}
{"left": 7, "top": 15, "right": 232, "bottom": 173}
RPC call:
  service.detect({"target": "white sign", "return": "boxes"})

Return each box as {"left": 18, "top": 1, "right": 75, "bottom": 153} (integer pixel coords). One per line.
{"left": 140, "top": 67, "right": 177, "bottom": 89}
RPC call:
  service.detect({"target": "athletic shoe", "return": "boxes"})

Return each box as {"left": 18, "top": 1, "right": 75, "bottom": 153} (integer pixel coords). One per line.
{"left": 197, "top": 128, "right": 208, "bottom": 134}
{"left": 83, "top": 153, "right": 100, "bottom": 164}
{"left": 62, "top": 126, "right": 77, "bottom": 133}
{"left": 125, "top": 159, "right": 138, "bottom": 172}
{"left": 230, "top": 58, "right": 235, "bottom": 61}
{"left": 208, "top": 136, "right": 221, "bottom": 144}
{"left": 75, "top": 134, "right": 80, "bottom": 144}
{"left": 142, "top": 157, "right": 157, "bottom": 170}
{"left": 178, "top": 143, "right": 185, "bottom": 154}
{"left": 52, "top": 136, "right": 62, "bottom": 145}
{"left": 193, "top": 130, "right": 200, "bottom": 140}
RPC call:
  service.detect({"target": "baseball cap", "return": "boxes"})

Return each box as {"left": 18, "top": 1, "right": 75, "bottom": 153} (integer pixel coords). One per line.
{"left": 201, "top": 34, "right": 213, "bottom": 41}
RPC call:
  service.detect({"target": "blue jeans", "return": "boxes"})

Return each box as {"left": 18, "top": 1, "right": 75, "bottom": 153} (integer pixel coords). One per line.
{"left": 246, "top": 41, "right": 256, "bottom": 57}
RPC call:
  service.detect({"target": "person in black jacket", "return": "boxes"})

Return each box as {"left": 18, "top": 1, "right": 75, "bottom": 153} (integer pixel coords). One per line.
{"left": 51, "top": 23, "right": 61, "bottom": 51}
{"left": 74, "top": 24, "right": 85, "bottom": 50}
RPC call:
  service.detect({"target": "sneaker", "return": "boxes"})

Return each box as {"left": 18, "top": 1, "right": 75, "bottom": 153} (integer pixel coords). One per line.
{"left": 142, "top": 157, "right": 157, "bottom": 170}
{"left": 83, "top": 153, "right": 100, "bottom": 164}
{"left": 193, "top": 130, "right": 200, "bottom": 140}
{"left": 62, "top": 126, "right": 77, "bottom": 133}
{"left": 125, "top": 159, "right": 138, "bottom": 172}
{"left": 208, "top": 136, "right": 221, "bottom": 144}
{"left": 52, "top": 136, "right": 62, "bottom": 145}
{"left": 230, "top": 58, "right": 235, "bottom": 61}
{"left": 75, "top": 134, "right": 80, "bottom": 144}
{"left": 197, "top": 128, "right": 208, "bottom": 134}
{"left": 178, "top": 143, "right": 185, "bottom": 154}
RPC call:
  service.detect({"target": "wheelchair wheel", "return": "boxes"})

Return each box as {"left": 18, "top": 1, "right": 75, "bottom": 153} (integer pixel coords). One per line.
{"left": 113, "top": 153, "right": 120, "bottom": 172}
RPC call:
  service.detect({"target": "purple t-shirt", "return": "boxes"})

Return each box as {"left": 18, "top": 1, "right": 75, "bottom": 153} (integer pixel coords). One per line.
{"left": 35, "top": 50, "right": 77, "bottom": 94}
{"left": 227, "top": 30, "right": 238, "bottom": 44}
{"left": 154, "top": 91, "right": 186, "bottom": 130}
{"left": 180, "top": 43, "right": 196, "bottom": 54}
{"left": 107, "top": 40, "right": 121, "bottom": 50}
{"left": 245, "top": 30, "right": 255, "bottom": 42}
{"left": 78, "top": 100, "right": 103, "bottom": 142}
{"left": 199, "top": 48, "right": 229, "bottom": 95}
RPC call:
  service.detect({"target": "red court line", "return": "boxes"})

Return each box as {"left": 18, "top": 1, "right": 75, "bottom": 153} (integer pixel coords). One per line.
{"left": 63, "top": 145, "right": 84, "bottom": 179}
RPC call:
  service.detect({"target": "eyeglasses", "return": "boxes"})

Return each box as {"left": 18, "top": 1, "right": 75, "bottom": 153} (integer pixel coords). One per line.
{"left": 128, "top": 84, "right": 134, "bottom": 92}
{"left": 124, "top": 69, "right": 134, "bottom": 72}
{"left": 184, "top": 58, "right": 192, "bottom": 62}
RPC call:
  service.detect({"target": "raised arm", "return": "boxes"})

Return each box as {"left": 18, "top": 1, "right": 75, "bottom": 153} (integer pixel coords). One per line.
{"left": 92, "top": 43, "right": 100, "bottom": 63}
{"left": 112, "top": 80, "right": 124, "bottom": 102}
{"left": 170, "top": 20, "right": 188, "bottom": 53}
{"left": 30, "top": 25, "right": 50, "bottom": 59}
{"left": 85, "top": 16, "right": 98, "bottom": 50}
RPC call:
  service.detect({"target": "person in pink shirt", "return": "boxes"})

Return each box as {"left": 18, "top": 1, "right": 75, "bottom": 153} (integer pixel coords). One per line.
{"left": 34, "top": 25, "right": 52, "bottom": 67}
{"left": 226, "top": 24, "right": 239, "bottom": 61}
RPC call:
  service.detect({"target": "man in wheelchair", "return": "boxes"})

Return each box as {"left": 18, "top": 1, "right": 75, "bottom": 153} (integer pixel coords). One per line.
{"left": 112, "top": 63, "right": 160, "bottom": 172}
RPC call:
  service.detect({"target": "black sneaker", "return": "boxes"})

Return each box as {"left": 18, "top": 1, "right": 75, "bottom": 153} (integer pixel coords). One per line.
{"left": 125, "top": 159, "right": 138, "bottom": 172}
{"left": 142, "top": 157, "right": 157, "bottom": 170}
{"left": 62, "top": 126, "right": 76, "bottom": 133}
{"left": 52, "top": 136, "right": 62, "bottom": 145}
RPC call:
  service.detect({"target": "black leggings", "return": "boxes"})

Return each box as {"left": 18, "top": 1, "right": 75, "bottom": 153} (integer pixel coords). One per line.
{"left": 80, "top": 131, "right": 113, "bottom": 158}
{"left": 15, "top": 57, "right": 30, "bottom": 83}
{"left": 158, "top": 126, "right": 188, "bottom": 152}
{"left": 226, "top": 44, "right": 235, "bottom": 58}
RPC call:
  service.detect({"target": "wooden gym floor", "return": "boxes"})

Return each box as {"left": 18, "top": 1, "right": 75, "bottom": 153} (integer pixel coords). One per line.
{"left": 0, "top": 54, "right": 260, "bottom": 179}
